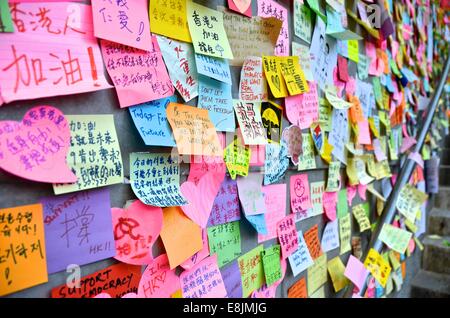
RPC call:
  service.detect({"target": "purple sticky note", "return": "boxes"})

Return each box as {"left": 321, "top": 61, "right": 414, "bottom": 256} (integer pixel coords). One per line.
{"left": 207, "top": 176, "right": 241, "bottom": 227}
{"left": 220, "top": 260, "right": 243, "bottom": 298}
{"left": 40, "top": 188, "right": 115, "bottom": 274}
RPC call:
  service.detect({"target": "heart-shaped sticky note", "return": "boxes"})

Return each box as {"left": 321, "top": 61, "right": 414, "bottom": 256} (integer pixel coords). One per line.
{"left": 112, "top": 200, "right": 163, "bottom": 265}
{"left": 180, "top": 172, "right": 224, "bottom": 228}
{"left": 138, "top": 254, "right": 180, "bottom": 298}
{"left": 233, "top": 0, "right": 251, "bottom": 13}
{"left": 0, "top": 106, "right": 77, "bottom": 183}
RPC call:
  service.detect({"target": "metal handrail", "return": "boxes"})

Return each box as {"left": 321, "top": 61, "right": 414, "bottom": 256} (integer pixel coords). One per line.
{"left": 343, "top": 55, "right": 450, "bottom": 298}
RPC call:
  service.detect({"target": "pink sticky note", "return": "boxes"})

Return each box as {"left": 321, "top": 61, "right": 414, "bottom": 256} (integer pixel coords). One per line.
{"left": 100, "top": 36, "right": 174, "bottom": 108}
{"left": 0, "top": 106, "right": 77, "bottom": 183}
{"left": 138, "top": 254, "right": 180, "bottom": 298}
{"left": 337, "top": 56, "right": 349, "bottom": 82}
{"left": 180, "top": 229, "right": 210, "bottom": 270}
{"left": 373, "top": 139, "right": 387, "bottom": 161}
{"left": 92, "top": 0, "right": 151, "bottom": 51}
{"left": 408, "top": 152, "right": 424, "bottom": 169}
{"left": 257, "top": 0, "right": 289, "bottom": 56}
{"left": 180, "top": 255, "right": 227, "bottom": 298}
{"left": 347, "top": 185, "right": 357, "bottom": 206}
{"left": 344, "top": 255, "right": 369, "bottom": 291}
{"left": 111, "top": 200, "right": 163, "bottom": 265}
{"left": 357, "top": 184, "right": 367, "bottom": 201}
{"left": 258, "top": 184, "right": 287, "bottom": 243}
{"left": 228, "top": 0, "right": 252, "bottom": 17}
{"left": 277, "top": 214, "right": 298, "bottom": 259}
{"left": 180, "top": 172, "right": 225, "bottom": 228}
{"left": 94, "top": 293, "right": 111, "bottom": 298}
{"left": 290, "top": 174, "right": 312, "bottom": 214}
{"left": 250, "top": 144, "right": 266, "bottom": 166}
{"left": 357, "top": 120, "right": 371, "bottom": 145}
{"left": 333, "top": 67, "right": 346, "bottom": 97}
{"left": 323, "top": 191, "right": 338, "bottom": 221}
{"left": 285, "top": 81, "right": 319, "bottom": 129}
{"left": 400, "top": 136, "right": 417, "bottom": 153}
{"left": 0, "top": 2, "right": 111, "bottom": 104}
{"left": 345, "top": 76, "right": 357, "bottom": 96}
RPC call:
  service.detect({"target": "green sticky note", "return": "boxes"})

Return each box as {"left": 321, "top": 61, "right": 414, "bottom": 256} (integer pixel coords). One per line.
{"left": 0, "top": 0, "right": 14, "bottom": 33}
{"left": 337, "top": 189, "right": 348, "bottom": 218}
{"left": 306, "top": 0, "right": 327, "bottom": 22}
{"left": 207, "top": 221, "right": 241, "bottom": 268}
{"left": 261, "top": 245, "right": 282, "bottom": 287}
{"left": 238, "top": 245, "right": 265, "bottom": 297}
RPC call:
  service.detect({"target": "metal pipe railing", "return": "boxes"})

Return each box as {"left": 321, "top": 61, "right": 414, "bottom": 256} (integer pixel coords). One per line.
{"left": 343, "top": 55, "right": 450, "bottom": 298}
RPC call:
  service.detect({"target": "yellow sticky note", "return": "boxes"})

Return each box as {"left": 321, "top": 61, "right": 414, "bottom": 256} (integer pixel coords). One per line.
{"left": 380, "top": 224, "right": 412, "bottom": 254}
{"left": 262, "top": 56, "right": 289, "bottom": 98}
{"left": 0, "top": 204, "right": 48, "bottom": 297}
{"left": 238, "top": 245, "right": 265, "bottom": 298}
{"left": 224, "top": 135, "right": 251, "bottom": 180}
{"left": 348, "top": 40, "right": 359, "bottom": 63}
{"left": 364, "top": 248, "right": 391, "bottom": 288}
{"left": 320, "top": 135, "right": 333, "bottom": 164}
{"left": 150, "top": 0, "right": 192, "bottom": 43}
{"left": 297, "top": 133, "right": 316, "bottom": 171}
{"left": 325, "top": 86, "right": 352, "bottom": 109}
{"left": 352, "top": 203, "right": 371, "bottom": 232}
{"left": 53, "top": 115, "right": 123, "bottom": 195}
{"left": 186, "top": 1, "right": 233, "bottom": 59}
{"left": 278, "top": 56, "right": 309, "bottom": 95}
{"left": 307, "top": 253, "right": 327, "bottom": 296}
{"left": 396, "top": 184, "right": 428, "bottom": 223}
{"left": 339, "top": 213, "right": 352, "bottom": 255}
{"left": 327, "top": 256, "right": 350, "bottom": 292}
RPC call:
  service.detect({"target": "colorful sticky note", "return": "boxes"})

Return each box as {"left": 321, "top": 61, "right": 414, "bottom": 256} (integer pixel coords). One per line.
{"left": 129, "top": 95, "right": 177, "bottom": 147}
{"left": 41, "top": 188, "right": 115, "bottom": 274}
{"left": 220, "top": 260, "right": 243, "bottom": 298}
{"left": 288, "top": 277, "right": 307, "bottom": 298}
{"left": 279, "top": 56, "right": 309, "bottom": 95}
{"left": 396, "top": 184, "right": 428, "bottom": 223}
{"left": 277, "top": 214, "right": 299, "bottom": 259}
{"left": 239, "top": 56, "right": 269, "bottom": 102}
{"left": 0, "top": 0, "right": 14, "bottom": 33}
{"left": 160, "top": 206, "right": 203, "bottom": 269}
{"left": 288, "top": 230, "right": 314, "bottom": 276}
{"left": 304, "top": 224, "right": 323, "bottom": 260}
{"left": 321, "top": 219, "right": 339, "bottom": 252}
{"left": 326, "top": 161, "right": 341, "bottom": 191}
{"left": 208, "top": 221, "right": 241, "bottom": 268}
{"left": 186, "top": 1, "right": 233, "bottom": 59}
{"left": 91, "top": 0, "right": 151, "bottom": 51}
{"left": 261, "top": 101, "right": 283, "bottom": 143}
{"left": 293, "top": 0, "right": 312, "bottom": 43}
{"left": 207, "top": 176, "right": 241, "bottom": 227}
{"left": 167, "top": 102, "right": 223, "bottom": 156}
{"left": 0, "top": 2, "right": 111, "bottom": 104}
{"left": 138, "top": 254, "right": 180, "bottom": 298}
{"left": 224, "top": 135, "right": 251, "bottom": 180}
{"left": 327, "top": 256, "right": 349, "bottom": 292}
{"left": 195, "top": 53, "right": 232, "bottom": 85}
{"left": 307, "top": 253, "right": 327, "bottom": 296}
{"left": 234, "top": 100, "right": 267, "bottom": 145}
{"left": 257, "top": 0, "right": 289, "bottom": 56}
{"left": 149, "top": 0, "right": 192, "bottom": 43}
{"left": 0, "top": 204, "right": 47, "bottom": 297}
{"left": 328, "top": 108, "right": 349, "bottom": 164}
{"left": 344, "top": 254, "right": 369, "bottom": 292}
{"left": 130, "top": 152, "right": 187, "bottom": 207}
{"left": 352, "top": 203, "right": 371, "bottom": 232}
{"left": 157, "top": 35, "right": 199, "bottom": 102}
{"left": 297, "top": 133, "right": 317, "bottom": 171}
{"left": 180, "top": 255, "right": 227, "bottom": 298}
{"left": 198, "top": 76, "right": 235, "bottom": 132}
{"left": 364, "top": 248, "right": 392, "bottom": 288}
{"left": 112, "top": 200, "right": 163, "bottom": 265}
{"left": 236, "top": 172, "right": 267, "bottom": 216}
{"left": 290, "top": 174, "right": 312, "bottom": 214}
{"left": 264, "top": 141, "right": 289, "bottom": 185}
{"left": 53, "top": 115, "right": 123, "bottom": 195}
{"left": 285, "top": 81, "right": 319, "bottom": 129}
{"left": 227, "top": 0, "right": 252, "bottom": 17}
{"left": 292, "top": 41, "right": 314, "bottom": 81}
{"left": 261, "top": 245, "right": 282, "bottom": 286}
{"left": 310, "top": 181, "right": 325, "bottom": 218}
{"left": 0, "top": 106, "right": 77, "bottom": 183}
{"left": 258, "top": 183, "right": 287, "bottom": 243}
{"left": 379, "top": 224, "right": 413, "bottom": 254}
{"left": 51, "top": 262, "right": 141, "bottom": 298}
{"left": 238, "top": 245, "right": 265, "bottom": 297}
{"left": 262, "top": 56, "right": 288, "bottom": 98}
{"left": 180, "top": 229, "right": 210, "bottom": 270}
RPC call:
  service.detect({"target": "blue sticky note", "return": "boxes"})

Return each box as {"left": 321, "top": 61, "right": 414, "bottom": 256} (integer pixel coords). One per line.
{"left": 220, "top": 260, "right": 243, "bottom": 298}
{"left": 195, "top": 54, "right": 232, "bottom": 85}
{"left": 129, "top": 95, "right": 177, "bottom": 147}
{"left": 245, "top": 213, "right": 268, "bottom": 235}
{"left": 198, "top": 75, "right": 235, "bottom": 132}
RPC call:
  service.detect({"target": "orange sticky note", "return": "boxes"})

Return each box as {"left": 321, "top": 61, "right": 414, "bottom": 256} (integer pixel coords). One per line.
{"left": 0, "top": 203, "right": 48, "bottom": 297}
{"left": 160, "top": 206, "right": 203, "bottom": 269}
{"left": 303, "top": 224, "right": 323, "bottom": 260}
{"left": 348, "top": 94, "right": 364, "bottom": 124}
{"left": 288, "top": 277, "right": 307, "bottom": 298}
{"left": 167, "top": 103, "right": 223, "bottom": 156}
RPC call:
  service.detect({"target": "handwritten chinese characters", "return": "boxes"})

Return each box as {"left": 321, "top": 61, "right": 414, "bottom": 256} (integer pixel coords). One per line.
{"left": 233, "top": 100, "right": 267, "bottom": 145}
{"left": 277, "top": 214, "right": 298, "bottom": 259}
{"left": 0, "top": 203, "right": 47, "bottom": 297}
{"left": 53, "top": 115, "right": 123, "bottom": 195}
{"left": 130, "top": 152, "right": 187, "bottom": 207}
{"left": 0, "top": 2, "right": 110, "bottom": 104}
